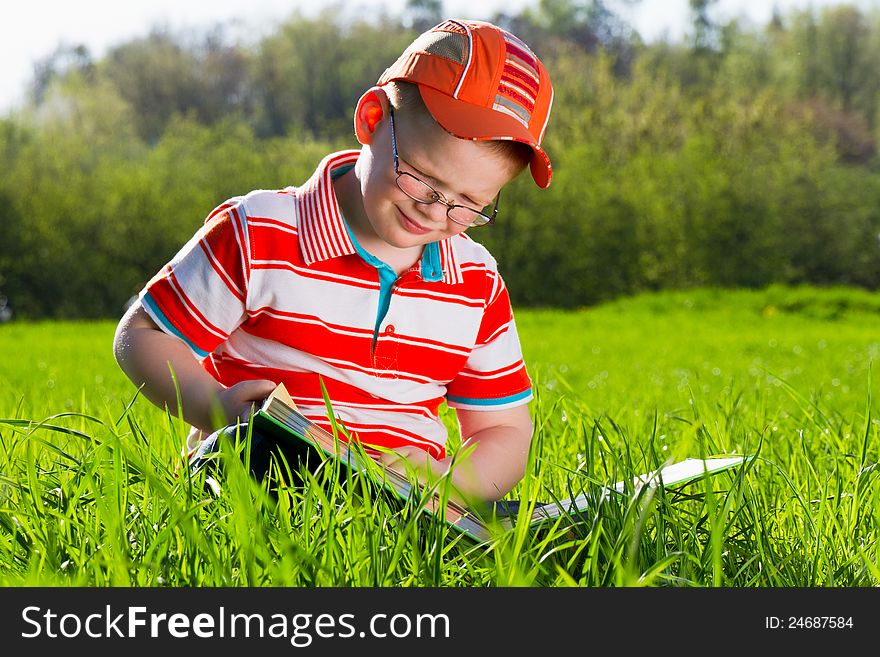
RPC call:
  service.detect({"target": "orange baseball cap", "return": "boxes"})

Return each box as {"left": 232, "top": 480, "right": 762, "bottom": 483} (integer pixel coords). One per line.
{"left": 378, "top": 19, "right": 554, "bottom": 188}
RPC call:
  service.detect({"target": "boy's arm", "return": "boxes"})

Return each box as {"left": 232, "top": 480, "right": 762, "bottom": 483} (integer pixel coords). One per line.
{"left": 379, "top": 404, "right": 533, "bottom": 502}
{"left": 452, "top": 405, "right": 534, "bottom": 501}
{"left": 113, "top": 301, "right": 275, "bottom": 433}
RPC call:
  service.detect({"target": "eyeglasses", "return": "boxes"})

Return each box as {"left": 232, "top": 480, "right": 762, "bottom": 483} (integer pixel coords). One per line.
{"left": 388, "top": 108, "right": 498, "bottom": 228}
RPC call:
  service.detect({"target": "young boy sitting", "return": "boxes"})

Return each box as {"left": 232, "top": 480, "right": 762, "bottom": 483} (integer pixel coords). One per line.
{"left": 113, "top": 19, "right": 554, "bottom": 503}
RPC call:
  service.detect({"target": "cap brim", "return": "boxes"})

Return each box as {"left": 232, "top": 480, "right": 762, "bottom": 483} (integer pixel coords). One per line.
{"left": 418, "top": 86, "right": 552, "bottom": 189}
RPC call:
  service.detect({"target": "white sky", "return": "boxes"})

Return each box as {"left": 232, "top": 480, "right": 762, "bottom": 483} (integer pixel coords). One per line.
{"left": 2, "top": 0, "right": 877, "bottom": 112}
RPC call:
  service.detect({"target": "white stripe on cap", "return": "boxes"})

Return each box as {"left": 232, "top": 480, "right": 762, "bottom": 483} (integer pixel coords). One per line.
{"left": 539, "top": 86, "right": 554, "bottom": 142}
{"left": 449, "top": 19, "right": 473, "bottom": 99}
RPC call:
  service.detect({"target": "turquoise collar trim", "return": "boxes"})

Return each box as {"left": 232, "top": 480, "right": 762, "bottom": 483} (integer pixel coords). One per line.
{"left": 340, "top": 220, "right": 444, "bottom": 283}
{"left": 331, "top": 161, "right": 443, "bottom": 283}
{"left": 331, "top": 161, "right": 444, "bottom": 342}
{"left": 420, "top": 242, "right": 443, "bottom": 282}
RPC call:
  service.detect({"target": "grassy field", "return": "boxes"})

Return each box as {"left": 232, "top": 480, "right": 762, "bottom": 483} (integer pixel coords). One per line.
{"left": 1, "top": 285, "right": 880, "bottom": 586}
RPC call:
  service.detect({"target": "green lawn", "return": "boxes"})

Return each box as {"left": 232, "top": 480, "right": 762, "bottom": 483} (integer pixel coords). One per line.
{"left": 2, "top": 285, "right": 879, "bottom": 586}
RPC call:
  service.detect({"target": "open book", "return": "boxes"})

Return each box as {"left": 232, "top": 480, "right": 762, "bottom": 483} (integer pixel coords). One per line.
{"left": 252, "top": 384, "right": 751, "bottom": 543}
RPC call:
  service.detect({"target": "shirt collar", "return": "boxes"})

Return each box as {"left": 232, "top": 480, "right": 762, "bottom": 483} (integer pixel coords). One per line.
{"left": 295, "top": 150, "right": 463, "bottom": 285}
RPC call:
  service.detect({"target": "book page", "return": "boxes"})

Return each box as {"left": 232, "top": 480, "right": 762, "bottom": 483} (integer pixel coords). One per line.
{"left": 525, "top": 456, "right": 749, "bottom": 524}
{"left": 265, "top": 382, "right": 298, "bottom": 410}
{"left": 620, "top": 456, "right": 747, "bottom": 492}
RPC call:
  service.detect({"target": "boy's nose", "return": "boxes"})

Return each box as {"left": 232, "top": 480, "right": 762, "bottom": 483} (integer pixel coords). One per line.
{"left": 414, "top": 201, "right": 450, "bottom": 225}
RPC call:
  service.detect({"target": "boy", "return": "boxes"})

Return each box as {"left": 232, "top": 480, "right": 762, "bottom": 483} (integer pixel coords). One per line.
{"left": 113, "top": 19, "right": 554, "bottom": 502}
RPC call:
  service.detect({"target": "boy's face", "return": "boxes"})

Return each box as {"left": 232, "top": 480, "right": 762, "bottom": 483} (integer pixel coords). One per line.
{"left": 353, "top": 108, "right": 520, "bottom": 251}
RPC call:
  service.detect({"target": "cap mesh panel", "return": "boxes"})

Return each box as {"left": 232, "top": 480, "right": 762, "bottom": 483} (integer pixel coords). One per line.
{"left": 406, "top": 31, "right": 467, "bottom": 65}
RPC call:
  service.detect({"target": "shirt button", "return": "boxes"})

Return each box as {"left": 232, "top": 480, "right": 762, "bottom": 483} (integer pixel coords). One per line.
{"left": 385, "top": 325, "right": 395, "bottom": 335}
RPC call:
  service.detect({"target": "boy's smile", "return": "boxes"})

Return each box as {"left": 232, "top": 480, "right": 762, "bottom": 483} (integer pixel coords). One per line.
{"left": 396, "top": 207, "right": 434, "bottom": 236}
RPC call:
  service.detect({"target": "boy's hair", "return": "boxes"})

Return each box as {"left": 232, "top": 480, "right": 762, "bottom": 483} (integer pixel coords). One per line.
{"left": 377, "top": 19, "right": 554, "bottom": 188}
{"left": 384, "top": 80, "right": 533, "bottom": 174}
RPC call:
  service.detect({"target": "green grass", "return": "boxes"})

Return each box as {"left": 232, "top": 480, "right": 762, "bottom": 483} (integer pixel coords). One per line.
{"left": 2, "top": 284, "right": 880, "bottom": 586}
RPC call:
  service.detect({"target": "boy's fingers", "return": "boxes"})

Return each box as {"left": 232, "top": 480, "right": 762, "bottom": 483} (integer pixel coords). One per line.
{"left": 233, "top": 379, "right": 277, "bottom": 401}
{"left": 378, "top": 448, "right": 411, "bottom": 469}
{"left": 219, "top": 380, "right": 277, "bottom": 424}
{"left": 379, "top": 446, "right": 432, "bottom": 473}
{"left": 377, "top": 450, "right": 404, "bottom": 465}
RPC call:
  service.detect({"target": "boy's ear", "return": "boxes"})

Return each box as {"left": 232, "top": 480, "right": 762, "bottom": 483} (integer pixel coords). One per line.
{"left": 354, "top": 86, "right": 390, "bottom": 145}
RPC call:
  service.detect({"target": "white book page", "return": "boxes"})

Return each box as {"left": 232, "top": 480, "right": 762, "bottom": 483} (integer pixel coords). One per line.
{"left": 524, "top": 456, "right": 748, "bottom": 524}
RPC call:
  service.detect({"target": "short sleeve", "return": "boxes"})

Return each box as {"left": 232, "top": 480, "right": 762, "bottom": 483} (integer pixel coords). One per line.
{"left": 445, "top": 271, "right": 533, "bottom": 411}
{"left": 139, "top": 200, "right": 250, "bottom": 360}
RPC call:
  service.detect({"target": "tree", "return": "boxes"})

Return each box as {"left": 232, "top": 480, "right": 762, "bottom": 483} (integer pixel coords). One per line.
{"left": 29, "top": 44, "right": 94, "bottom": 105}
{"left": 404, "top": 0, "right": 443, "bottom": 31}
{"left": 689, "top": 0, "right": 720, "bottom": 52}
{"left": 100, "top": 27, "right": 251, "bottom": 143}
{"left": 252, "top": 10, "right": 412, "bottom": 138}
{"left": 816, "top": 6, "right": 875, "bottom": 113}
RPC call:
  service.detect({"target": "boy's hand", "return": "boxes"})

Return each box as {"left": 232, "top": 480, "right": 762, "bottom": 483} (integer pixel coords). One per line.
{"left": 378, "top": 445, "right": 449, "bottom": 480}
{"left": 114, "top": 304, "right": 277, "bottom": 433}
{"left": 378, "top": 404, "right": 533, "bottom": 503}
{"left": 378, "top": 445, "right": 469, "bottom": 502}
{"left": 217, "top": 379, "right": 277, "bottom": 427}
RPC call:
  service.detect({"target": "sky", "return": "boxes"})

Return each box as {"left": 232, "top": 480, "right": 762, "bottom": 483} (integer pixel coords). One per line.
{"left": 2, "top": 0, "right": 878, "bottom": 112}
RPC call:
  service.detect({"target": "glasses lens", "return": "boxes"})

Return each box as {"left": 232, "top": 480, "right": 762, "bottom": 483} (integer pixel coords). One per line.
{"left": 397, "top": 174, "right": 439, "bottom": 204}
{"left": 396, "top": 170, "right": 494, "bottom": 227}
{"left": 448, "top": 207, "right": 490, "bottom": 227}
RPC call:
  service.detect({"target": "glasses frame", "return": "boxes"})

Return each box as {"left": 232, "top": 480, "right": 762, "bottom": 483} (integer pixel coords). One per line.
{"left": 388, "top": 107, "right": 498, "bottom": 228}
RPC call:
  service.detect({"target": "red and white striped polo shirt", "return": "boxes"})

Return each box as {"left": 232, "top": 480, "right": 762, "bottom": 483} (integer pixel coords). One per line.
{"left": 140, "top": 150, "right": 532, "bottom": 459}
